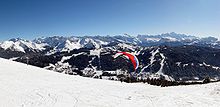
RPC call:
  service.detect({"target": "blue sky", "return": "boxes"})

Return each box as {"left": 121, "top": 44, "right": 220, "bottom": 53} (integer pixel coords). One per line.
{"left": 0, "top": 0, "right": 219, "bottom": 41}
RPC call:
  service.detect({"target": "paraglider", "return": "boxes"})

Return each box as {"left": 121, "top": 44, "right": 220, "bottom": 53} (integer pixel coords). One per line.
{"left": 114, "top": 52, "right": 139, "bottom": 71}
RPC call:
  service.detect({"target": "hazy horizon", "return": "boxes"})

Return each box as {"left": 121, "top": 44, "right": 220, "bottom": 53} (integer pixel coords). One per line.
{"left": 0, "top": 32, "right": 219, "bottom": 42}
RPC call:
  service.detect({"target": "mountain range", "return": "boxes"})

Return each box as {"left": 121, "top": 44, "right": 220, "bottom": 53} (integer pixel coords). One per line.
{"left": 1, "top": 32, "right": 220, "bottom": 84}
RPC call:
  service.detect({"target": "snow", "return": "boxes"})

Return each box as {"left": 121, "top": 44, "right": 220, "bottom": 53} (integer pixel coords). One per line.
{"left": 183, "top": 64, "right": 189, "bottom": 67}
{"left": 9, "top": 57, "right": 19, "bottom": 61}
{"left": 45, "top": 53, "right": 87, "bottom": 73}
{"left": 19, "top": 40, "right": 45, "bottom": 50}
{"left": 156, "top": 53, "right": 165, "bottom": 74}
{"left": 90, "top": 49, "right": 101, "bottom": 58}
{"left": 145, "top": 38, "right": 161, "bottom": 42}
{"left": 0, "top": 40, "right": 46, "bottom": 53}
{"left": 0, "top": 41, "right": 15, "bottom": 49}
{"left": 176, "top": 62, "right": 181, "bottom": 66}
{"left": 163, "top": 37, "right": 178, "bottom": 41}
{"left": 140, "top": 48, "right": 174, "bottom": 81}
{"left": 0, "top": 41, "right": 25, "bottom": 52}
{"left": 150, "top": 48, "right": 159, "bottom": 65}
{"left": 202, "top": 62, "right": 220, "bottom": 70}
{"left": 60, "top": 56, "right": 73, "bottom": 63}
{"left": 117, "top": 43, "right": 135, "bottom": 51}
{"left": 72, "top": 52, "right": 87, "bottom": 57}
{"left": 61, "top": 40, "right": 81, "bottom": 51}
{"left": 82, "top": 38, "right": 101, "bottom": 49}
{"left": 156, "top": 53, "right": 174, "bottom": 81}
{"left": 140, "top": 48, "right": 159, "bottom": 72}
{"left": 1, "top": 58, "right": 220, "bottom": 107}
{"left": 94, "top": 39, "right": 109, "bottom": 45}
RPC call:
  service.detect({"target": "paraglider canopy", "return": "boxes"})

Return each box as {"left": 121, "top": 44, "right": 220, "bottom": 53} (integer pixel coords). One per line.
{"left": 114, "top": 52, "right": 139, "bottom": 71}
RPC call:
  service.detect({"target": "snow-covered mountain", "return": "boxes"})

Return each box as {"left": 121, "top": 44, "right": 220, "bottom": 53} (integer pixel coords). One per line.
{"left": 1, "top": 57, "right": 220, "bottom": 107}
{"left": 1, "top": 33, "right": 220, "bottom": 85}
{"left": 0, "top": 38, "right": 46, "bottom": 53}
{"left": 32, "top": 32, "right": 220, "bottom": 51}
{"left": 137, "top": 32, "right": 220, "bottom": 48}
{"left": 137, "top": 32, "right": 198, "bottom": 43}
{"left": 1, "top": 32, "right": 219, "bottom": 54}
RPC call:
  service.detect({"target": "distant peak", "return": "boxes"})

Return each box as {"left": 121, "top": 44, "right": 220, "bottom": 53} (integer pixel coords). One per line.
{"left": 124, "top": 33, "right": 132, "bottom": 37}
{"left": 9, "top": 38, "right": 25, "bottom": 42}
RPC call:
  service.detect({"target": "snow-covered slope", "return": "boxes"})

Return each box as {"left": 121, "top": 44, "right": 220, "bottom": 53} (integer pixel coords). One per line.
{"left": 1, "top": 58, "right": 220, "bottom": 107}
{"left": 0, "top": 38, "right": 45, "bottom": 53}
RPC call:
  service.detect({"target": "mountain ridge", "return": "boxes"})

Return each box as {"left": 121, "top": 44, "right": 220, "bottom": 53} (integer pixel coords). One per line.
{"left": 1, "top": 32, "right": 220, "bottom": 84}
{"left": 1, "top": 32, "right": 219, "bottom": 54}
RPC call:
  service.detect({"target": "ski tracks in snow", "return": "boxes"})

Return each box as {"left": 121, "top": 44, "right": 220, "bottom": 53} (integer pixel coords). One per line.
{"left": 1, "top": 58, "right": 220, "bottom": 107}
{"left": 21, "top": 88, "right": 58, "bottom": 107}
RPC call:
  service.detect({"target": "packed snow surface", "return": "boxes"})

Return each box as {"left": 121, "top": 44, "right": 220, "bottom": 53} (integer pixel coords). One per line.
{"left": 1, "top": 58, "right": 220, "bottom": 107}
